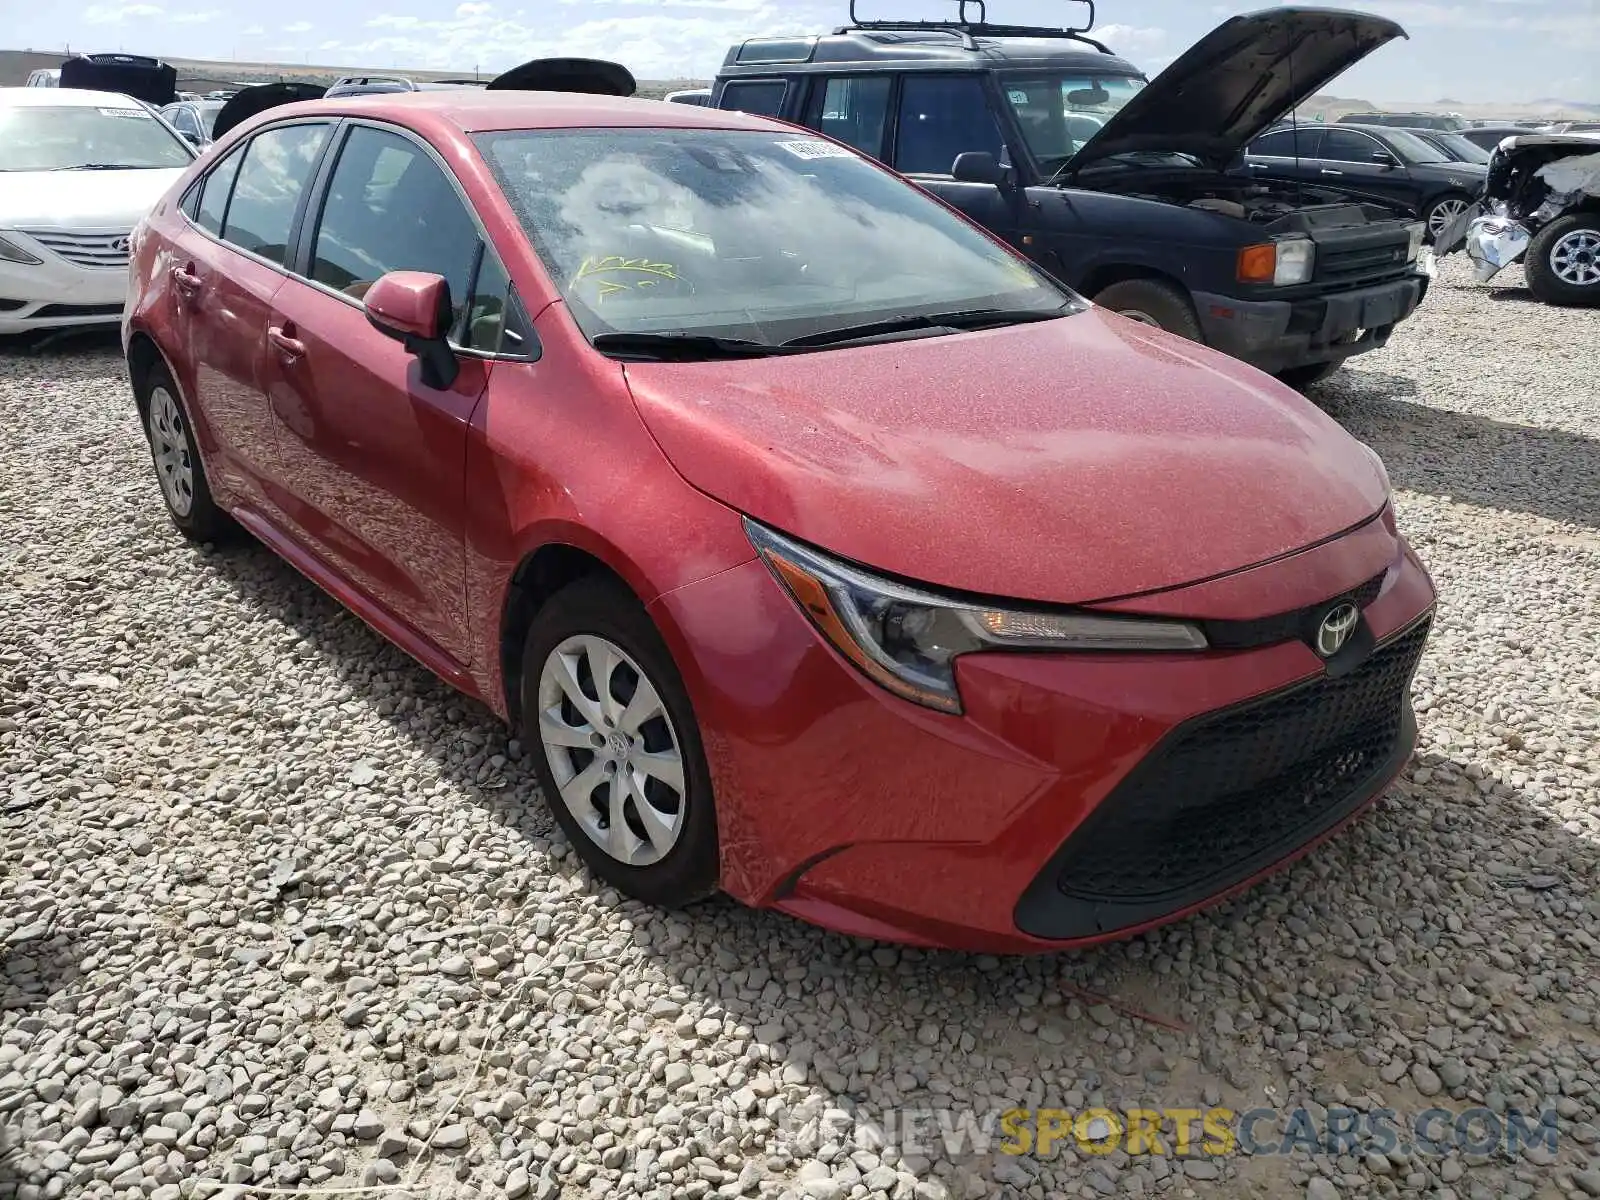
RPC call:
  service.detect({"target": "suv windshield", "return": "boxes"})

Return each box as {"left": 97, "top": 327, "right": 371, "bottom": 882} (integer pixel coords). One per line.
{"left": 0, "top": 103, "right": 193, "bottom": 171}
{"left": 999, "top": 72, "right": 1146, "bottom": 171}
{"left": 477, "top": 128, "right": 1075, "bottom": 347}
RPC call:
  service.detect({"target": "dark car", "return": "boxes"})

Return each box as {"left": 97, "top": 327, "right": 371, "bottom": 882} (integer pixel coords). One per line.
{"left": 159, "top": 99, "right": 226, "bottom": 147}
{"left": 714, "top": 5, "right": 1431, "bottom": 389}
{"left": 1241, "top": 123, "right": 1486, "bottom": 240}
{"left": 1401, "top": 128, "right": 1490, "bottom": 166}
{"left": 57, "top": 52, "right": 177, "bottom": 107}
{"left": 1457, "top": 126, "right": 1534, "bottom": 153}
{"left": 1337, "top": 111, "right": 1466, "bottom": 131}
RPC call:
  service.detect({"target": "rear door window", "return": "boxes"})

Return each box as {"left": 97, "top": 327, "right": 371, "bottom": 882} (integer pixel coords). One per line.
{"left": 720, "top": 80, "right": 788, "bottom": 117}
{"left": 893, "top": 75, "right": 1006, "bottom": 176}
{"left": 807, "top": 76, "right": 893, "bottom": 158}
{"left": 1249, "top": 128, "right": 1324, "bottom": 157}
{"left": 220, "top": 123, "right": 332, "bottom": 265}
{"left": 309, "top": 124, "right": 481, "bottom": 329}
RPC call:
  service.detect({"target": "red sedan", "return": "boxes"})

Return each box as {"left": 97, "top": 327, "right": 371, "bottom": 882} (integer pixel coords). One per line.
{"left": 123, "top": 86, "right": 1435, "bottom": 953}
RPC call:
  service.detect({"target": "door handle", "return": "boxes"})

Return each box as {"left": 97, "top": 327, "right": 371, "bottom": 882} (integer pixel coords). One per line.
{"left": 1320, "top": 168, "right": 1344, "bottom": 176}
{"left": 267, "top": 326, "right": 306, "bottom": 359}
{"left": 170, "top": 264, "right": 201, "bottom": 294}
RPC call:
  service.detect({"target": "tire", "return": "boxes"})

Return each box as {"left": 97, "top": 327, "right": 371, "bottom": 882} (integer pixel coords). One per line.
{"left": 1422, "top": 193, "right": 1473, "bottom": 244}
{"left": 135, "top": 358, "right": 233, "bottom": 543}
{"left": 1092, "top": 279, "right": 1203, "bottom": 341}
{"left": 1275, "top": 361, "right": 1343, "bottom": 391}
{"left": 519, "top": 576, "right": 718, "bottom": 906}
{"left": 1524, "top": 214, "right": 1600, "bottom": 307}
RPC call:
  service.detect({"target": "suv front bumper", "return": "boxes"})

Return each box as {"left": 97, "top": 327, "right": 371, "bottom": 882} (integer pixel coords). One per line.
{"left": 1193, "top": 273, "right": 1428, "bottom": 376}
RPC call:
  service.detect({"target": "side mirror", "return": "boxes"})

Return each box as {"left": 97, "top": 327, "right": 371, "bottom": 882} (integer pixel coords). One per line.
{"left": 952, "top": 151, "right": 1012, "bottom": 188}
{"left": 364, "top": 271, "right": 459, "bottom": 389}
{"left": 1372, "top": 150, "right": 1399, "bottom": 168}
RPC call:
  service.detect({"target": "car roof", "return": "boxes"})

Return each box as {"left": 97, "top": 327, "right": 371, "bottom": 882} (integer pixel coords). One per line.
{"left": 0, "top": 86, "right": 147, "bottom": 107}
{"left": 224, "top": 88, "right": 787, "bottom": 137}
{"left": 721, "top": 29, "right": 1134, "bottom": 75}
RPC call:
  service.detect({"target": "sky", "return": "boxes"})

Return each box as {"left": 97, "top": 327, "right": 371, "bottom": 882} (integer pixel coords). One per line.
{"left": 7, "top": 0, "right": 1598, "bottom": 103}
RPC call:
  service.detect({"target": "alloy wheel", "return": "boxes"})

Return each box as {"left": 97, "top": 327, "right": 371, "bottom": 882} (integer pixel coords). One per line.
{"left": 1550, "top": 229, "right": 1600, "bottom": 287}
{"left": 147, "top": 385, "right": 194, "bottom": 517}
{"left": 536, "top": 633, "right": 687, "bottom": 867}
{"left": 1427, "top": 197, "right": 1470, "bottom": 240}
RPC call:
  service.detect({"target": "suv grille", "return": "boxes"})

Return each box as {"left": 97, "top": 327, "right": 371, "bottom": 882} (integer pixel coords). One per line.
{"left": 1048, "top": 617, "right": 1429, "bottom": 906}
{"left": 20, "top": 229, "right": 131, "bottom": 269}
{"left": 1316, "top": 242, "right": 1412, "bottom": 286}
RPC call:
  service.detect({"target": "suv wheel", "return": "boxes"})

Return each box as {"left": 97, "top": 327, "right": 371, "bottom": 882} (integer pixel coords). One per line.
{"left": 137, "top": 359, "right": 233, "bottom": 542}
{"left": 1525, "top": 214, "right": 1600, "bottom": 306}
{"left": 1092, "top": 279, "right": 1202, "bottom": 341}
{"left": 519, "top": 577, "right": 719, "bottom": 906}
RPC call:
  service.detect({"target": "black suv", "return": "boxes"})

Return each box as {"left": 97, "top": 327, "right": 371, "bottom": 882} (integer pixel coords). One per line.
{"left": 714, "top": 4, "right": 1432, "bottom": 387}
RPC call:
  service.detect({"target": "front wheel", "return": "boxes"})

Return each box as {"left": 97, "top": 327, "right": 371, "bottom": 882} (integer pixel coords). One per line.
{"left": 1524, "top": 214, "right": 1600, "bottom": 306}
{"left": 519, "top": 577, "right": 719, "bottom": 906}
{"left": 1092, "top": 279, "right": 1203, "bottom": 341}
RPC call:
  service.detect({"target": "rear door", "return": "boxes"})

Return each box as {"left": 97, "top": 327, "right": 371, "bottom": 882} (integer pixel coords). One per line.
{"left": 261, "top": 122, "right": 502, "bottom": 663}
{"left": 1240, "top": 126, "right": 1325, "bottom": 186}
{"left": 168, "top": 121, "right": 334, "bottom": 516}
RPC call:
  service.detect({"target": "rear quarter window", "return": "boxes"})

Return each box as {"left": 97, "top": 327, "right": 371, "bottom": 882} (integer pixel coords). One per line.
{"left": 719, "top": 80, "right": 788, "bottom": 117}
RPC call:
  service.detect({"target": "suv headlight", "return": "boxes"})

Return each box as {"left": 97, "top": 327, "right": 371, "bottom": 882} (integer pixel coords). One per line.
{"left": 747, "top": 520, "right": 1207, "bottom": 714}
{"left": 0, "top": 234, "right": 43, "bottom": 266}
{"left": 1236, "top": 237, "right": 1315, "bottom": 286}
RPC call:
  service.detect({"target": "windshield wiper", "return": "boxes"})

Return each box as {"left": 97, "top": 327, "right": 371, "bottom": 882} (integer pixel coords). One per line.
{"left": 49, "top": 163, "right": 163, "bottom": 171}
{"left": 781, "top": 305, "right": 1071, "bottom": 350}
{"left": 590, "top": 331, "right": 789, "bottom": 361}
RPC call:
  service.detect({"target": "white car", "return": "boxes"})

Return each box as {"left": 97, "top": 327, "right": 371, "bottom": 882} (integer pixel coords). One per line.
{"left": 0, "top": 87, "right": 194, "bottom": 335}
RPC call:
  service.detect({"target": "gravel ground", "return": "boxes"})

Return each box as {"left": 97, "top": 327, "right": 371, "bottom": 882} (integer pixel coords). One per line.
{"left": 1, "top": 255, "right": 1597, "bottom": 1200}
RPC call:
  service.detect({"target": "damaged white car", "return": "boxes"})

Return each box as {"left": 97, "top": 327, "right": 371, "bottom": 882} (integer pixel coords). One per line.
{"left": 1436, "top": 135, "right": 1600, "bottom": 305}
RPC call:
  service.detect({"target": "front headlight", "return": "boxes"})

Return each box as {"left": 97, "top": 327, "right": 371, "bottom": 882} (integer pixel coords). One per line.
{"left": 747, "top": 520, "right": 1208, "bottom": 714}
{"left": 0, "top": 234, "right": 43, "bottom": 266}
{"left": 1236, "top": 238, "right": 1315, "bottom": 286}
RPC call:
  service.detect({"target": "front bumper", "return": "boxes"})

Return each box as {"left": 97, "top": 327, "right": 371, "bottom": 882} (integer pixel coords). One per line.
{"left": 1194, "top": 273, "right": 1428, "bottom": 375}
{"left": 0, "top": 237, "right": 129, "bottom": 334}
{"left": 649, "top": 515, "right": 1435, "bottom": 953}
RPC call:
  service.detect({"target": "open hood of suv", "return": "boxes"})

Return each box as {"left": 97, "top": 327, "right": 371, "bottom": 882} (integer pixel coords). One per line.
{"left": 487, "top": 58, "right": 635, "bottom": 96}
{"left": 212, "top": 82, "right": 328, "bottom": 139}
{"left": 1066, "top": 7, "right": 1406, "bottom": 173}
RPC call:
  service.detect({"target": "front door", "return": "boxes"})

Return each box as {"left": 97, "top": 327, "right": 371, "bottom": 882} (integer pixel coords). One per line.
{"left": 1313, "top": 128, "right": 1418, "bottom": 207}
{"left": 263, "top": 123, "right": 494, "bottom": 664}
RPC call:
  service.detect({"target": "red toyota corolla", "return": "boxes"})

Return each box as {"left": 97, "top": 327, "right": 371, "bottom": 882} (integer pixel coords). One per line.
{"left": 123, "top": 82, "right": 1435, "bottom": 953}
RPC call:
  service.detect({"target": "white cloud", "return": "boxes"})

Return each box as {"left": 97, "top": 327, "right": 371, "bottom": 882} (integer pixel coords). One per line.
{"left": 82, "top": 2, "right": 164, "bottom": 22}
{"left": 284, "top": 20, "right": 314, "bottom": 34}
{"left": 456, "top": 2, "right": 491, "bottom": 14}
{"left": 170, "top": 9, "right": 221, "bottom": 23}
{"left": 242, "top": 23, "right": 265, "bottom": 36}
{"left": 1094, "top": 24, "right": 1167, "bottom": 52}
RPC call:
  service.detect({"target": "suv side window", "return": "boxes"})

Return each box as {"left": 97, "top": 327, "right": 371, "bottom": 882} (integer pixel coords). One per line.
{"left": 309, "top": 125, "right": 480, "bottom": 324}
{"left": 806, "top": 76, "right": 893, "bottom": 158}
{"left": 1321, "top": 129, "right": 1383, "bottom": 163}
{"left": 894, "top": 75, "right": 1005, "bottom": 176}
{"left": 196, "top": 143, "right": 246, "bottom": 235}
{"left": 720, "top": 80, "right": 787, "bottom": 117}
{"left": 220, "top": 123, "right": 332, "bottom": 265}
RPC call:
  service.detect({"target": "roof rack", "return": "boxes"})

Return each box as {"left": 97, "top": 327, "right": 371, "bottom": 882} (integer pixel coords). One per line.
{"left": 836, "top": 0, "right": 1109, "bottom": 54}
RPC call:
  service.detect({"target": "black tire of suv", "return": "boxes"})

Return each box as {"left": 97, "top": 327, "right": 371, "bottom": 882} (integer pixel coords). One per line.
{"left": 1524, "top": 214, "right": 1600, "bottom": 307}
{"left": 1092, "top": 279, "right": 1203, "bottom": 341}
{"left": 1276, "top": 361, "right": 1344, "bottom": 391}
{"left": 518, "top": 576, "right": 720, "bottom": 907}
{"left": 135, "top": 358, "right": 235, "bottom": 544}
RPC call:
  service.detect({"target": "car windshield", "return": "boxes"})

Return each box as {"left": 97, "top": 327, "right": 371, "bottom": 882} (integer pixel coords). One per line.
{"left": 477, "top": 128, "right": 1075, "bottom": 347}
{"left": 998, "top": 72, "right": 1147, "bottom": 170}
{"left": 0, "top": 103, "right": 193, "bottom": 171}
{"left": 1431, "top": 133, "right": 1490, "bottom": 164}
{"left": 1384, "top": 128, "right": 1452, "bottom": 164}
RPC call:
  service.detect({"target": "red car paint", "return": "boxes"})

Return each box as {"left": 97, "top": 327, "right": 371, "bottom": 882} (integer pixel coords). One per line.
{"left": 125, "top": 91, "right": 1436, "bottom": 953}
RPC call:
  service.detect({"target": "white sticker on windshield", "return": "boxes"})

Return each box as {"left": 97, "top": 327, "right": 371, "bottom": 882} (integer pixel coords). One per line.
{"left": 777, "top": 139, "right": 856, "bottom": 161}
{"left": 98, "top": 107, "right": 148, "bottom": 118}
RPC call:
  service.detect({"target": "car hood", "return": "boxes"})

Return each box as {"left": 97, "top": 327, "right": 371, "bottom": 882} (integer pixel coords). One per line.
{"left": 1069, "top": 7, "right": 1406, "bottom": 173}
{"left": 0, "top": 168, "right": 188, "bottom": 229}
{"left": 624, "top": 310, "right": 1389, "bottom": 604}
{"left": 213, "top": 83, "right": 328, "bottom": 139}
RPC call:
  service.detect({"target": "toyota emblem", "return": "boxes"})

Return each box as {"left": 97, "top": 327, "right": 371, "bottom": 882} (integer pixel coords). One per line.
{"left": 110, "top": 236, "right": 132, "bottom": 254}
{"left": 1315, "top": 602, "right": 1360, "bottom": 658}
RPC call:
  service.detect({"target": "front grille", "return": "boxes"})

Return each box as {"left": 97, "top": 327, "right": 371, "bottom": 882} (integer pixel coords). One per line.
{"left": 19, "top": 229, "right": 131, "bottom": 269}
{"left": 1316, "top": 242, "right": 1412, "bottom": 285}
{"left": 1201, "top": 571, "right": 1386, "bottom": 651}
{"left": 31, "top": 303, "right": 123, "bottom": 319}
{"left": 1049, "top": 617, "right": 1429, "bottom": 906}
